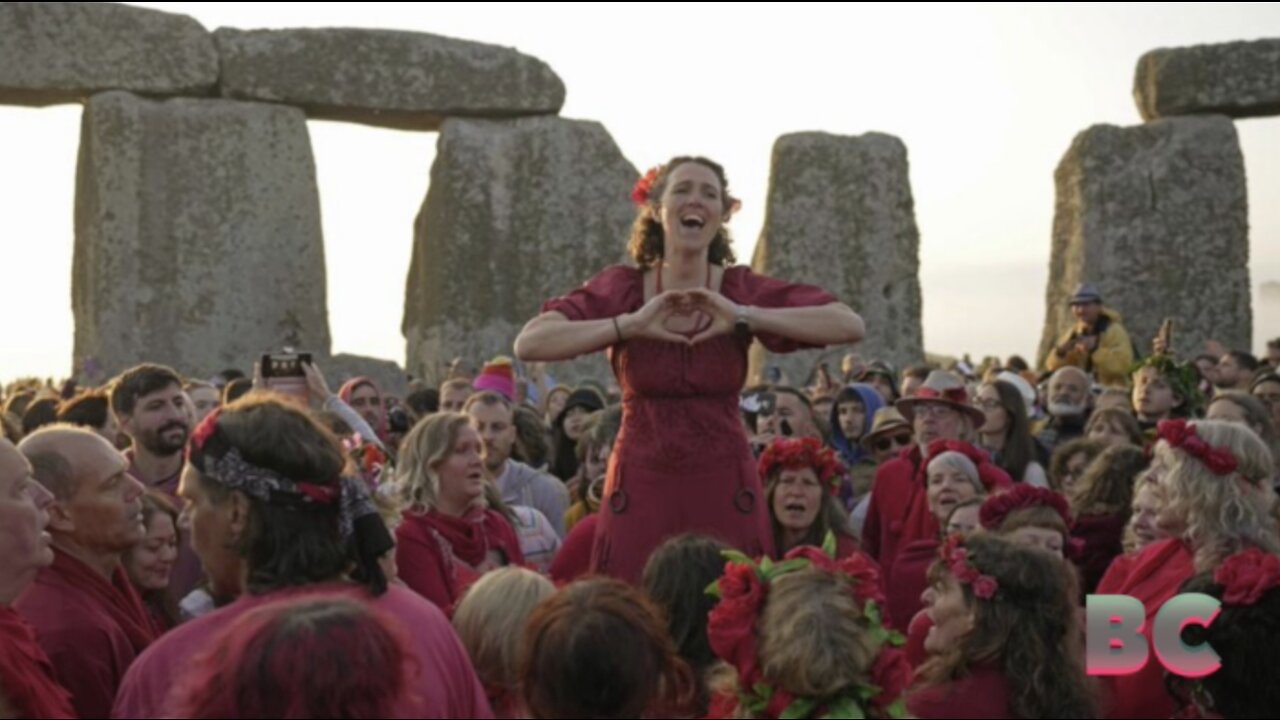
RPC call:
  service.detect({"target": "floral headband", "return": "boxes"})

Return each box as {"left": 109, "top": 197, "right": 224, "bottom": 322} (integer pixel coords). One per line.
{"left": 759, "top": 437, "right": 847, "bottom": 496}
{"left": 978, "top": 484, "right": 1074, "bottom": 531}
{"left": 707, "top": 535, "right": 909, "bottom": 719}
{"left": 1157, "top": 419, "right": 1240, "bottom": 477}
{"left": 941, "top": 534, "right": 1000, "bottom": 600}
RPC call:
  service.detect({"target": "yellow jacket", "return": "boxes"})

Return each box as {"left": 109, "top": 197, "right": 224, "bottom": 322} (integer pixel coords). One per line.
{"left": 1045, "top": 309, "right": 1135, "bottom": 387}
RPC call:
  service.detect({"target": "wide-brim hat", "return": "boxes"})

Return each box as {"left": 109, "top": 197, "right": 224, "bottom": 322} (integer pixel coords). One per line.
{"left": 895, "top": 370, "right": 987, "bottom": 429}
{"left": 861, "top": 407, "right": 913, "bottom": 449}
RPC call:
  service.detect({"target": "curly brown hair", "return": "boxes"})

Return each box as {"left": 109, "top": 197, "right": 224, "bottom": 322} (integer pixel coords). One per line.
{"left": 916, "top": 534, "right": 1096, "bottom": 719}
{"left": 626, "top": 156, "right": 739, "bottom": 268}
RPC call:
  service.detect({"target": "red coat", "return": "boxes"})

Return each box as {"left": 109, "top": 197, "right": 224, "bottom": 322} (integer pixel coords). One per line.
{"left": 885, "top": 538, "right": 938, "bottom": 632}
{"left": 1094, "top": 539, "right": 1197, "bottom": 720}
{"left": 907, "top": 665, "right": 1013, "bottom": 719}
{"left": 862, "top": 446, "right": 1012, "bottom": 579}
{"left": 0, "top": 606, "right": 75, "bottom": 720}
{"left": 15, "top": 549, "right": 156, "bottom": 719}
{"left": 1070, "top": 511, "right": 1128, "bottom": 595}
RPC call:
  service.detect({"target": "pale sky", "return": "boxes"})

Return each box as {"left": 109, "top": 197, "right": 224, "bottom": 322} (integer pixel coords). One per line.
{"left": 4, "top": 2, "right": 1280, "bottom": 382}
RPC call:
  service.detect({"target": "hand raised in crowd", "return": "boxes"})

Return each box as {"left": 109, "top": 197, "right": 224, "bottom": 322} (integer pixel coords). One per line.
{"left": 302, "top": 361, "right": 333, "bottom": 404}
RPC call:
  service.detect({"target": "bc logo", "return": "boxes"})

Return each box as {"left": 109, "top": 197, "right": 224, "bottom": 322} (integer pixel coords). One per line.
{"left": 1086, "top": 594, "right": 1220, "bottom": 677}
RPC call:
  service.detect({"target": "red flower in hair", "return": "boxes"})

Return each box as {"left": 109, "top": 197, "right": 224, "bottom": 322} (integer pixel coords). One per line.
{"left": 940, "top": 534, "right": 999, "bottom": 600}
{"left": 978, "top": 484, "right": 1073, "bottom": 531}
{"left": 1214, "top": 547, "right": 1280, "bottom": 606}
{"left": 707, "top": 562, "right": 766, "bottom": 682}
{"left": 630, "top": 166, "right": 661, "bottom": 205}
{"left": 1157, "top": 419, "right": 1240, "bottom": 477}
{"left": 869, "top": 648, "right": 913, "bottom": 708}
{"left": 759, "top": 437, "right": 847, "bottom": 496}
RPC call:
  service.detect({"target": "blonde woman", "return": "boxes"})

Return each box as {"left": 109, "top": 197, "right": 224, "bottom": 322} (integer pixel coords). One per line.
{"left": 453, "top": 567, "right": 555, "bottom": 718}
{"left": 1096, "top": 420, "right": 1279, "bottom": 719}
{"left": 394, "top": 413, "right": 524, "bottom": 612}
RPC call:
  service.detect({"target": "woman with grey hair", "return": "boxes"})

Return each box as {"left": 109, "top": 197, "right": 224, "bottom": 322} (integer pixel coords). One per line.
{"left": 883, "top": 440, "right": 997, "bottom": 632}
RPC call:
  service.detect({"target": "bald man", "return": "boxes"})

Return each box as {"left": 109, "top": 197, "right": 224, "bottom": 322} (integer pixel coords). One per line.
{"left": 0, "top": 438, "right": 75, "bottom": 719}
{"left": 15, "top": 426, "right": 156, "bottom": 719}
{"left": 1035, "top": 367, "right": 1094, "bottom": 453}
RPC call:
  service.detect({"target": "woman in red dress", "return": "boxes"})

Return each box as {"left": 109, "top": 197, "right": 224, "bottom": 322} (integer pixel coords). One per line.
{"left": 515, "top": 156, "right": 863, "bottom": 583}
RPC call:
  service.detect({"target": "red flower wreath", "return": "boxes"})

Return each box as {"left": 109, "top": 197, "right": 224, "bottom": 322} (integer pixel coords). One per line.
{"left": 758, "top": 437, "right": 847, "bottom": 496}
{"left": 1157, "top": 419, "right": 1240, "bottom": 476}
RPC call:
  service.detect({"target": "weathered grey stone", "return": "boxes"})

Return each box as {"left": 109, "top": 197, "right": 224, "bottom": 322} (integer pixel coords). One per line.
{"left": 749, "top": 132, "right": 924, "bottom": 386}
{"left": 73, "top": 91, "right": 331, "bottom": 381}
{"left": 214, "top": 28, "right": 566, "bottom": 131}
{"left": 0, "top": 2, "right": 216, "bottom": 107}
{"left": 323, "top": 354, "right": 408, "bottom": 398}
{"left": 404, "top": 117, "right": 636, "bottom": 387}
{"left": 1135, "top": 39, "right": 1280, "bottom": 121}
{"left": 1038, "top": 116, "right": 1251, "bottom": 368}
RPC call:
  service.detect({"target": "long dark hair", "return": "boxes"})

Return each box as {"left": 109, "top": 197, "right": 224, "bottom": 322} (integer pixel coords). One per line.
{"left": 984, "top": 380, "right": 1039, "bottom": 484}
{"left": 626, "top": 156, "right": 739, "bottom": 268}
{"left": 916, "top": 535, "right": 1096, "bottom": 718}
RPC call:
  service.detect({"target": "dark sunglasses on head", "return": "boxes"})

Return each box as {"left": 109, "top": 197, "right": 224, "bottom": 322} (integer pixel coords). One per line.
{"left": 873, "top": 432, "right": 913, "bottom": 452}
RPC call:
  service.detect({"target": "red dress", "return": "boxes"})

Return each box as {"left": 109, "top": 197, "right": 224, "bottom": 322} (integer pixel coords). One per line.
{"left": 542, "top": 264, "right": 836, "bottom": 583}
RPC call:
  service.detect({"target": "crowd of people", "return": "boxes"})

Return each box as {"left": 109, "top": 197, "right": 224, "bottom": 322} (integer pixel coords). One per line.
{"left": 2, "top": 155, "right": 1280, "bottom": 718}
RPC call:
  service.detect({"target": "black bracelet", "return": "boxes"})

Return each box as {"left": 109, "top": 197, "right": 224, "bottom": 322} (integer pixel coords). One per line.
{"left": 612, "top": 316, "right": 624, "bottom": 343}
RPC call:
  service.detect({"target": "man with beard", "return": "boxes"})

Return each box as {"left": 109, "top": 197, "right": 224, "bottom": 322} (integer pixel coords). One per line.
{"left": 1214, "top": 350, "right": 1261, "bottom": 393}
{"left": 1035, "top": 366, "right": 1094, "bottom": 454}
{"left": 16, "top": 427, "right": 155, "bottom": 718}
{"left": 110, "top": 365, "right": 204, "bottom": 605}
{"left": 466, "top": 392, "right": 568, "bottom": 539}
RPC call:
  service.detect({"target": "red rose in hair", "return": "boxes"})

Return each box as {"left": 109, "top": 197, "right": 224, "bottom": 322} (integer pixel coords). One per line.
{"left": 759, "top": 437, "right": 846, "bottom": 496}
{"left": 1214, "top": 547, "right": 1280, "bottom": 606}
{"left": 869, "top": 648, "right": 912, "bottom": 708}
{"left": 630, "top": 166, "right": 660, "bottom": 205}
{"left": 708, "top": 562, "right": 766, "bottom": 682}
{"left": 1158, "top": 419, "right": 1241, "bottom": 477}
{"left": 971, "top": 576, "right": 999, "bottom": 599}
{"left": 837, "top": 553, "right": 886, "bottom": 607}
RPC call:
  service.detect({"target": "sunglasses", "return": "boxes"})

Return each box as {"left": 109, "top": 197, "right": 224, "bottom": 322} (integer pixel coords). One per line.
{"left": 873, "top": 432, "right": 914, "bottom": 452}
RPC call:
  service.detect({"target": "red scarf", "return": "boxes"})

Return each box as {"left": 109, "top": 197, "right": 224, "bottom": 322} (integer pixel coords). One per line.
{"left": 426, "top": 508, "right": 503, "bottom": 568}
{"left": 49, "top": 548, "right": 158, "bottom": 654}
{"left": 0, "top": 606, "right": 76, "bottom": 719}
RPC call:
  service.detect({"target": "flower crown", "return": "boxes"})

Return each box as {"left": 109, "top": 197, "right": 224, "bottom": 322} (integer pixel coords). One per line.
{"left": 940, "top": 534, "right": 1001, "bottom": 599}
{"left": 1157, "top": 419, "right": 1240, "bottom": 477}
{"left": 758, "top": 437, "right": 847, "bottom": 496}
{"left": 1213, "top": 547, "right": 1280, "bottom": 606}
{"left": 706, "top": 534, "right": 909, "bottom": 719}
{"left": 978, "top": 484, "right": 1074, "bottom": 531}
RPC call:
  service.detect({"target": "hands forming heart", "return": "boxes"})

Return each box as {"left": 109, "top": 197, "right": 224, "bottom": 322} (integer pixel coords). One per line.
{"left": 622, "top": 289, "right": 740, "bottom": 346}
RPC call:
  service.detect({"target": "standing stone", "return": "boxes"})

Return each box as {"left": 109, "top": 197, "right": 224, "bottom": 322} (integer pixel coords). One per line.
{"left": 214, "top": 28, "right": 566, "bottom": 131}
{"left": 750, "top": 132, "right": 924, "bottom": 387}
{"left": 0, "top": 2, "right": 216, "bottom": 107}
{"left": 404, "top": 117, "right": 636, "bottom": 387}
{"left": 1135, "top": 39, "right": 1280, "bottom": 121}
{"left": 1038, "top": 116, "right": 1250, "bottom": 368}
{"left": 74, "top": 91, "right": 331, "bottom": 380}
